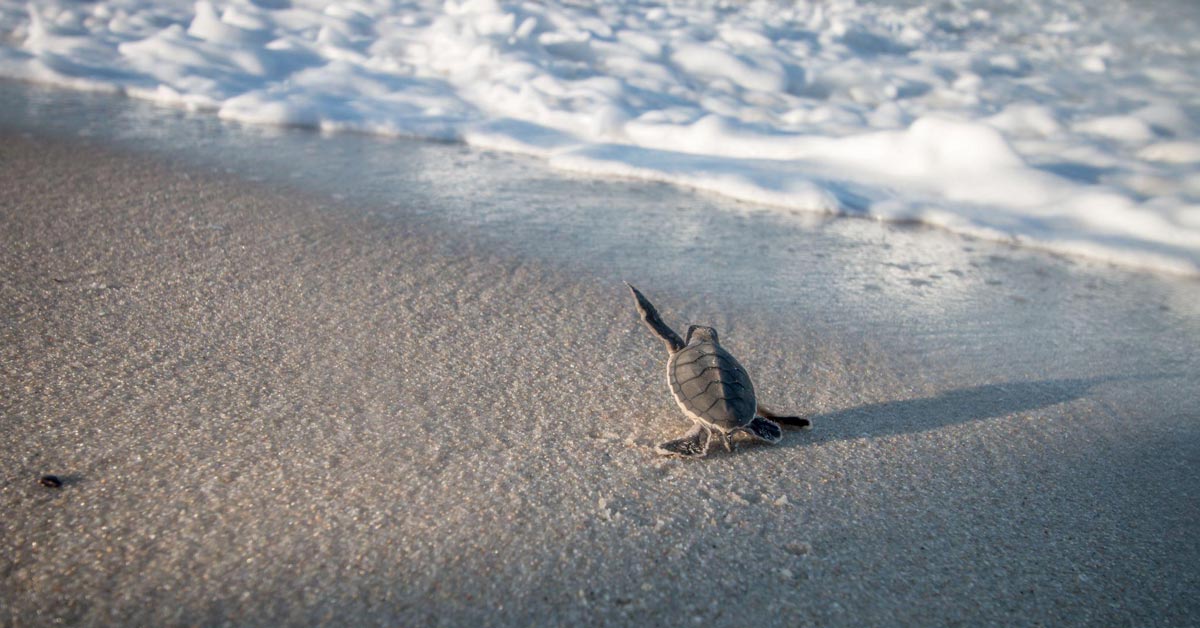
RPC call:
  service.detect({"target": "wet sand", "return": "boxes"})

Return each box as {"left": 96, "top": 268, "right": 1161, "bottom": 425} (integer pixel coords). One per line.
{"left": 2, "top": 129, "right": 1199, "bottom": 627}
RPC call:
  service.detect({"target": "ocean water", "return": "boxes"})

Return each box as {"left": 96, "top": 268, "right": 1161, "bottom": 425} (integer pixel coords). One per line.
{"left": 1, "top": 0, "right": 1198, "bottom": 274}
{"left": 5, "top": 80, "right": 1197, "bottom": 353}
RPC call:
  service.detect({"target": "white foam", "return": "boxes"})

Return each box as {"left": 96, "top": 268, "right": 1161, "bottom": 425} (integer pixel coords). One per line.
{"left": 1, "top": 0, "right": 1198, "bottom": 274}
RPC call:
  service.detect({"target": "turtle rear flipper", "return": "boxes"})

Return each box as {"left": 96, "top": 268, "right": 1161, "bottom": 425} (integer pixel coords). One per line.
{"left": 655, "top": 424, "right": 710, "bottom": 458}
{"left": 741, "top": 417, "right": 783, "bottom": 443}
{"left": 757, "top": 405, "right": 812, "bottom": 430}
{"left": 770, "top": 416, "right": 811, "bottom": 430}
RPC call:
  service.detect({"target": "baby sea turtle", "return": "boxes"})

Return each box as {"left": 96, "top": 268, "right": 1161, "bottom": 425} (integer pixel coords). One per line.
{"left": 626, "top": 283, "right": 811, "bottom": 458}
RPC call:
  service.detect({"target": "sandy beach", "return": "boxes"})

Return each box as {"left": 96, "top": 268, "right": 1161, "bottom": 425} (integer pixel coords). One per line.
{"left": 3, "top": 119, "right": 1199, "bottom": 625}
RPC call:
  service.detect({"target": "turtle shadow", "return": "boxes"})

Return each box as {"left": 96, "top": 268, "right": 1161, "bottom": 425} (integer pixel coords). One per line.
{"left": 774, "top": 373, "right": 1178, "bottom": 447}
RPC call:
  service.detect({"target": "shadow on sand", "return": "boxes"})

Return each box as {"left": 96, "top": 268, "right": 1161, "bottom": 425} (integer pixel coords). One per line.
{"left": 786, "top": 374, "right": 1174, "bottom": 444}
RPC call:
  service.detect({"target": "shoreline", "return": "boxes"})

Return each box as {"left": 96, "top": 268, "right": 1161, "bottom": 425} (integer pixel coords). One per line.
{"left": 3, "top": 79, "right": 1199, "bottom": 281}
{"left": 2, "top": 0, "right": 1198, "bottom": 276}
{"left": 2, "top": 124, "right": 1199, "bottom": 626}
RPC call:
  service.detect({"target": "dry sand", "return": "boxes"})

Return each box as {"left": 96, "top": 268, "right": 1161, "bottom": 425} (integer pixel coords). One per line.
{"left": 2, "top": 130, "right": 1199, "bottom": 627}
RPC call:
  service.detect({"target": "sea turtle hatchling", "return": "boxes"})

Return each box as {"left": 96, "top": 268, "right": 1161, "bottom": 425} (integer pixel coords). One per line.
{"left": 626, "top": 283, "right": 811, "bottom": 458}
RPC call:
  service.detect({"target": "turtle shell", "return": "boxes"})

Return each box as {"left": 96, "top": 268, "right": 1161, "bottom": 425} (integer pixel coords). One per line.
{"left": 668, "top": 340, "right": 756, "bottom": 431}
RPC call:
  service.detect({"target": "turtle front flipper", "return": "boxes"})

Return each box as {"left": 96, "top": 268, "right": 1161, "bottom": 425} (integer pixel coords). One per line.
{"left": 626, "top": 283, "right": 685, "bottom": 353}
{"left": 655, "top": 424, "right": 711, "bottom": 458}
{"left": 757, "top": 404, "right": 812, "bottom": 430}
{"left": 741, "top": 417, "right": 783, "bottom": 443}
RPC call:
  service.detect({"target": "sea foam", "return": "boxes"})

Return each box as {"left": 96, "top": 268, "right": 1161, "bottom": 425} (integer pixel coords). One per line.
{"left": 1, "top": 0, "right": 1197, "bottom": 274}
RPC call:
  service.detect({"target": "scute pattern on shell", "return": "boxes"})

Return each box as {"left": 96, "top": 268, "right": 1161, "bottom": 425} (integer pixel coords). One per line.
{"left": 669, "top": 341, "right": 756, "bottom": 431}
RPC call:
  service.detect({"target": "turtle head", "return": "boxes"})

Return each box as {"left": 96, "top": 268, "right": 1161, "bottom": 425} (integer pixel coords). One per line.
{"left": 684, "top": 325, "right": 719, "bottom": 346}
